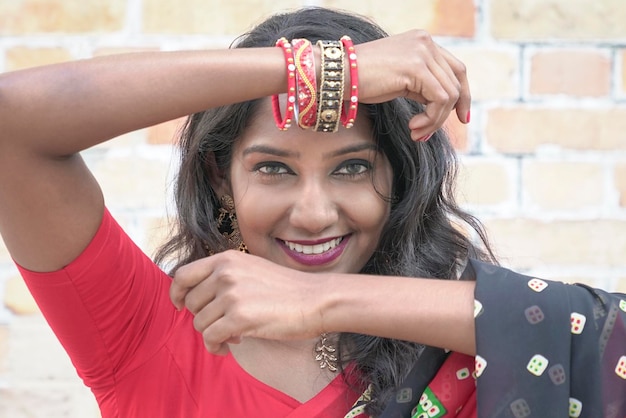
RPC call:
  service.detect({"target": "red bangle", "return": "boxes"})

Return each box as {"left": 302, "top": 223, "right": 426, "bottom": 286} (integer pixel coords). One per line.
{"left": 272, "top": 37, "right": 297, "bottom": 131}
{"left": 341, "top": 36, "right": 358, "bottom": 129}
{"left": 292, "top": 38, "right": 317, "bottom": 129}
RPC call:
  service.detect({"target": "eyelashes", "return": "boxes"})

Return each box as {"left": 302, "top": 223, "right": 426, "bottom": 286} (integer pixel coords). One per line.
{"left": 255, "top": 162, "right": 291, "bottom": 175}
{"left": 253, "top": 159, "right": 373, "bottom": 179}
{"left": 334, "top": 159, "right": 372, "bottom": 176}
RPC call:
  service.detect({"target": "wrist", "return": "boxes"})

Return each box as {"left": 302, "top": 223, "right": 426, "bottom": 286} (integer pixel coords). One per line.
{"left": 312, "top": 272, "right": 367, "bottom": 335}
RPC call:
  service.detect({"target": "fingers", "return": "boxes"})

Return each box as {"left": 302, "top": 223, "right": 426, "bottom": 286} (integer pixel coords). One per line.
{"left": 202, "top": 324, "right": 235, "bottom": 355}
{"left": 360, "top": 29, "right": 470, "bottom": 141}
{"left": 406, "top": 41, "right": 470, "bottom": 140}
{"left": 439, "top": 46, "right": 471, "bottom": 125}
{"left": 196, "top": 304, "right": 242, "bottom": 355}
{"left": 405, "top": 69, "right": 449, "bottom": 140}
{"left": 170, "top": 257, "right": 215, "bottom": 310}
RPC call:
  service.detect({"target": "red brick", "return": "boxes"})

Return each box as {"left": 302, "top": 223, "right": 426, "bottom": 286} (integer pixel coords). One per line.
{"left": 143, "top": 0, "right": 296, "bottom": 35}
{"left": 490, "top": 0, "right": 626, "bottom": 40}
{"left": 321, "top": 0, "right": 474, "bottom": 36}
{"left": 456, "top": 158, "right": 514, "bottom": 206}
{"left": 6, "top": 47, "right": 72, "bottom": 71}
{"left": 485, "top": 219, "right": 626, "bottom": 269}
{"left": 486, "top": 108, "right": 626, "bottom": 154}
{"left": 431, "top": 0, "right": 476, "bottom": 37}
{"left": 321, "top": 0, "right": 434, "bottom": 34}
{"left": 447, "top": 47, "right": 519, "bottom": 101}
{"left": 523, "top": 161, "right": 605, "bottom": 210}
{"left": 0, "top": 0, "right": 125, "bottom": 34}
{"left": 530, "top": 49, "right": 611, "bottom": 97}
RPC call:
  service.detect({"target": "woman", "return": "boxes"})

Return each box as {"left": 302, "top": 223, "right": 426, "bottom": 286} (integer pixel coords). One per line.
{"left": 0, "top": 6, "right": 623, "bottom": 418}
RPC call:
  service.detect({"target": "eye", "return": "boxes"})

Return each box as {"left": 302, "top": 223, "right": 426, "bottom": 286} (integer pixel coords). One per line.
{"left": 334, "top": 159, "right": 371, "bottom": 176}
{"left": 255, "top": 162, "right": 291, "bottom": 175}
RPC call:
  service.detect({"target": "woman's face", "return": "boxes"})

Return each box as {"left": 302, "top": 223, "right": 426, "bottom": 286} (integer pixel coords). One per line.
{"left": 225, "top": 100, "right": 393, "bottom": 274}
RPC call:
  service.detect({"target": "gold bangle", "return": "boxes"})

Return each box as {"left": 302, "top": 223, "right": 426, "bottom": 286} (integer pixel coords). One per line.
{"left": 314, "top": 40, "right": 344, "bottom": 133}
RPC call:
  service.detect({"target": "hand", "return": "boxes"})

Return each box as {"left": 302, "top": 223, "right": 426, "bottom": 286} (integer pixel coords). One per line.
{"left": 355, "top": 29, "right": 471, "bottom": 141}
{"left": 170, "top": 250, "right": 324, "bottom": 355}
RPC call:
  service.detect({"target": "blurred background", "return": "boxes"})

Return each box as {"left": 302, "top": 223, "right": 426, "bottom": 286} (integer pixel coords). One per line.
{"left": 1, "top": 0, "right": 625, "bottom": 416}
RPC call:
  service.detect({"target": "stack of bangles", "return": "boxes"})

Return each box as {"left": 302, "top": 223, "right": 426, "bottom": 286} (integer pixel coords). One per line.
{"left": 272, "top": 36, "right": 359, "bottom": 132}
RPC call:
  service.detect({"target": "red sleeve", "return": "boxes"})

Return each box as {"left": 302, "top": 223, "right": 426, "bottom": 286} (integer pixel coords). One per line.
{"left": 16, "top": 208, "right": 179, "bottom": 391}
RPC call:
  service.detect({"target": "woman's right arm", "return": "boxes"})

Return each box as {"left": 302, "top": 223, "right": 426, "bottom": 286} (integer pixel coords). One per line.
{"left": 0, "top": 30, "right": 469, "bottom": 273}
{"left": 0, "top": 48, "right": 286, "bottom": 272}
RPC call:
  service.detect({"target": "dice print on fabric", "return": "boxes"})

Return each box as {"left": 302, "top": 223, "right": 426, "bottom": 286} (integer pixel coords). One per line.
{"left": 456, "top": 367, "right": 471, "bottom": 380}
{"left": 548, "top": 364, "right": 566, "bottom": 386}
{"left": 570, "top": 313, "right": 586, "bottom": 335}
{"left": 411, "top": 388, "right": 446, "bottom": 418}
{"left": 569, "top": 398, "right": 583, "bottom": 418}
{"left": 396, "top": 387, "right": 413, "bottom": 404}
{"left": 509, "top": 398, "right": 531, "bottom": 418}
{"left": 526, "top": 354, "right": 549, "bottom": 376}
{"left": 474, "top": 355, "right": 487, "bottom": 378}
{"left": 344, "top": 405, "right": 366, "bottom": 418}
{"left": 524, "top": 305, "right": 545, "bottom": 325}
{"left": 474, "top": 299, "right": 483, "bottom": 318}
{"left": 527, "top": 278, "right": 548, "bottom": 292}
{"left": 616, "top": 356, "right": 626, "bottom": 380}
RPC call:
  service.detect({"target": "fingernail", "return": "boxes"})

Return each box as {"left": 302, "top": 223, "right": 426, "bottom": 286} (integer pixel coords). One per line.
{"left": 417, "top": 133, "right": 433, "bottom": 142}
{"left": 466, "top": 110, "right": 471, "bottom": 123}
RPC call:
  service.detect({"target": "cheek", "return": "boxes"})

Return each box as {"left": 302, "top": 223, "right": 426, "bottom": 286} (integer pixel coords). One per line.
{"left": 364, "top": 198, "right": 390, "bottom": 233}
{"left": 232, "top": 187, "right": 285, "bottom": 240}
{"left": 343, "top": 185, "right": 391, "bottom": 233}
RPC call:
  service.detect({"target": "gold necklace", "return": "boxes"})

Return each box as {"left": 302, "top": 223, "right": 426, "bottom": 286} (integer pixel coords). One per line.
{"left": 314, "top": 333, "right": 338, "bottom": 372}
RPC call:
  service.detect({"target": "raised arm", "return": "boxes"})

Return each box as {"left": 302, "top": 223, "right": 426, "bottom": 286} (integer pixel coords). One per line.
{"left": 0, "top": 30, "right": 469, "bottom": 273}
{"left": 0, "top": 48, "right": 286, "bottom": 272}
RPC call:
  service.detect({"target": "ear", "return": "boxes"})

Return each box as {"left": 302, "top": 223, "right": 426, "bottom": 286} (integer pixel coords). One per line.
{"left": 203, "top": 152, "right": 232, "bottom": 198}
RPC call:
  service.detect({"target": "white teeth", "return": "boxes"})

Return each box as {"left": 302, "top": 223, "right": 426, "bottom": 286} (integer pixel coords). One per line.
{"left": 285, "top": 237, "right": 343, "bottom": 254}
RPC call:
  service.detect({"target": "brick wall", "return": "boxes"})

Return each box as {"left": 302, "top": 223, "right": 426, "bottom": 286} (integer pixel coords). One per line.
{"left": 1, "top": 0, "right": 625, "bottom": 416}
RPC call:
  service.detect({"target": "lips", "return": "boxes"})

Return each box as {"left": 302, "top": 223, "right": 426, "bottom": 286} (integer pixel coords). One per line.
{"left": 279, "top": 235, "right": 349, "bottom": 266}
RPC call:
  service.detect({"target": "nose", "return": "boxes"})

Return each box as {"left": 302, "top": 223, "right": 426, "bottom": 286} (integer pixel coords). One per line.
{"left": 288, "top": 180, "right": 339, "bottom": 235}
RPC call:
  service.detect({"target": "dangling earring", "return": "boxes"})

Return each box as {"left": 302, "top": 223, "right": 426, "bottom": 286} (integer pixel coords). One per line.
{"left": 216, "top": 194, "right": 248, "bottom": 253}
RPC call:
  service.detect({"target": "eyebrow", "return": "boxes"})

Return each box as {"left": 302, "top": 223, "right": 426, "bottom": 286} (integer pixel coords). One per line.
{"left": 323, "top": 143, "right": 379, "bottom": 158}
{"left": 241, "top": 142, "right": 379, "bottom": 159}
{"left": 241, "top": 145, "right": 299, "bottom": 158}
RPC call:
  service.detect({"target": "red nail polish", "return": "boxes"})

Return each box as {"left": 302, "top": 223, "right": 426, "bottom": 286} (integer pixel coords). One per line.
{"left": 466, "top": 110, "right": 471, "bottom": 123}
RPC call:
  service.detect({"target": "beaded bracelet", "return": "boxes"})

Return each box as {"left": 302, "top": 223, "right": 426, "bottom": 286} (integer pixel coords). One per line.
{"left": 292, "top": 38, "right": 317, "bottom": 129}
{"left": 314, "top": 39, "right": 345, "bottom": 133}
{"left": 272, "top": 37, "right": 297, "bottom": 131}
{"left": 340, "top": 36, "right": 359, "bottom": 129}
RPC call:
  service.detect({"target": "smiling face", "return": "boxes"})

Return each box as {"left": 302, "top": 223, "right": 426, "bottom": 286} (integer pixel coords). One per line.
{"left": 220, "top": 100, "right": 394, "bottom": 274}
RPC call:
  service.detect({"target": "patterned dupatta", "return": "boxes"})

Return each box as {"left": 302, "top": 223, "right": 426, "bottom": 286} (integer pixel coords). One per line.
{"left": 344, "top": 349, "right": 476, "bottom": 418}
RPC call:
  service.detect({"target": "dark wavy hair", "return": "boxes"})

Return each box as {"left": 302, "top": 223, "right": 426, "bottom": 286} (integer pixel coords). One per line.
{"left": 154, "top": 6, "right": 497, "bottom": 416}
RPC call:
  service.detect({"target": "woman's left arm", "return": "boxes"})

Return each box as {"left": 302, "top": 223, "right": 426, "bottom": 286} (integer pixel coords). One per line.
{"left": 170, "top": 250, "right": 477, "bottom": 355}
{"left": 319, "top": 271, "right": 477, "bottom": 355}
